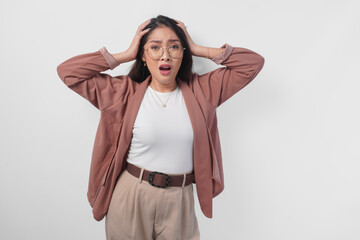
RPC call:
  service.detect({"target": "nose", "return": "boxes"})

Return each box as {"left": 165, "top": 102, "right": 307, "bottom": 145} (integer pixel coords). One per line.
{"left": 161, "top": 48, "right": 170, "bottom": 61}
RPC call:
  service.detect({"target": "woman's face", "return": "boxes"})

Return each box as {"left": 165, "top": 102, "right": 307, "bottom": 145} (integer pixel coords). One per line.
{"left": 142, "top": 26, "right": 183, "bottom": 86}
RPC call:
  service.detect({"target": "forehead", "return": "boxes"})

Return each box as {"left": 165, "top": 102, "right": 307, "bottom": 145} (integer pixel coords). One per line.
{"left": 146, "top": 26, "right": 180, "bottom": 44}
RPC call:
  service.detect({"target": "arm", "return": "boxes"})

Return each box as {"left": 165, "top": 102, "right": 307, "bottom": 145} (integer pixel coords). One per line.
{"left": 170, "top": 19, "right": 264, "bottom": 106}
{"left": 56, "top": 47, "right": 130, "bottom": 111}
{"left": 192, "top": 45, "right": 226, "bottom": 59}
{"left": 194, "top": 43, "right": 265, "bottom": 107}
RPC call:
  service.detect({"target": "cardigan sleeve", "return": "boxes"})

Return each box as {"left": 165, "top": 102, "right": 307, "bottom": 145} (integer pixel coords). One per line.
{"left": 195, "top": 43, "right": 265, "bottom": 107}
{"left": 56, "top": 46, "right": 127, "bottom": 111}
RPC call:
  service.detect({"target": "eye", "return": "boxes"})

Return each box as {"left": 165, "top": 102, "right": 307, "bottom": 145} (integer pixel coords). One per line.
{"left": 170, "top": 44, "right": 180, "bottom": 49}
{"left": 150, "top": 45, "right": 160, "bottom": 50}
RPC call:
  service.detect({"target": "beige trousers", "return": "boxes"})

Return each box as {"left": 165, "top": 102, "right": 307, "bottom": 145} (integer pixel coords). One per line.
{"left": 105, "top": 168, "right": 200, "bottom": 240}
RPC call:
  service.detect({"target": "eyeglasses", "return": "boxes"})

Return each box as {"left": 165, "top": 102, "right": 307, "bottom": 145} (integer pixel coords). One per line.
{"left": 145, "top": 44, "right": 186, "bottom": 60}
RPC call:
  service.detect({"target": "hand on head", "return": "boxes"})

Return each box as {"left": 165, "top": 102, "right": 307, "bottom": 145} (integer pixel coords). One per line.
{"left": 125, "top": 19, "right": 152, "bottom": 61}
{"left": 171, "top": 18, "right": 197, "bottom": 55}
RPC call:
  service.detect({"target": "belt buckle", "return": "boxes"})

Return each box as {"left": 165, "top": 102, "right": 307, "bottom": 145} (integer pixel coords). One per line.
{"left": 148, "top": 171, "right": 171, "bottom": 188}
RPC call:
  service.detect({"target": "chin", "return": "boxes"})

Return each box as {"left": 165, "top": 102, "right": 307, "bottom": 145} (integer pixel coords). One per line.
{"left": 157, "top": 75, "right": 175, "bottom": 82}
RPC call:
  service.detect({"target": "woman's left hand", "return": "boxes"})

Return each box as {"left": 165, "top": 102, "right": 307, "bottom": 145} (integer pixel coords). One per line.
{"left": 172, "top": 18, "right": 198, "bottom": 56}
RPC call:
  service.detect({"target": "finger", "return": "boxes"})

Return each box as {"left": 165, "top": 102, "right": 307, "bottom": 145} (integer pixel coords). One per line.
{"left": 172, "top": 18, "right": 181, "bottom": 24}
{"left": 141, "top": 28, "right": 150, "bottom": 34}
{"left": 136, "top": 19, "right": 151, "bottom": 32}
{"left": 136, "top": 28, "right": 150, "bottom": 36}
{"left": 177, "top": 22, "right": 185, "bottom": 28}
{"left": 140, "top": 19, "right": 151, "bottom": 27}
{"left": 137, "top": 19, "right": 151, "bottom": 32}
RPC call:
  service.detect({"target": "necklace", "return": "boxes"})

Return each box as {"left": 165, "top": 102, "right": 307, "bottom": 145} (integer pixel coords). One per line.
{"left": 150, "top": 84, "right": 177, "bottom": 108}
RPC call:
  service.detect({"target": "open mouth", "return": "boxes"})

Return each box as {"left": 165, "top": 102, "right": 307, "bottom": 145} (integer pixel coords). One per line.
{"left": 159, "top": 65, "right": 172, "bottom": 75}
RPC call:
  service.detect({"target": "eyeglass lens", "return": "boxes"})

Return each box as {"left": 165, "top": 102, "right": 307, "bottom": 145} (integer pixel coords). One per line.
{"left": 147, "top": 44, "right": 184, "bottom": 59}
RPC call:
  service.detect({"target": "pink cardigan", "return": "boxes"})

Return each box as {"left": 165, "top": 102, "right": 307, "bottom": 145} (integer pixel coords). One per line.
{"left": 57, "top": 43, "right": 265, "bottom": 221}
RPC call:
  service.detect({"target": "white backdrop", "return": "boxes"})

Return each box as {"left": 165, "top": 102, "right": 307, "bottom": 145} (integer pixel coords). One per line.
{"left": 1, "top": 0, "right": 359, "bottom": 239}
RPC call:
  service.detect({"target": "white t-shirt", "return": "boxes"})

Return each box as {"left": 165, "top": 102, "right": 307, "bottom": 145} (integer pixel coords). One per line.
{"left": 126, "top": 84, "right": 194, "bottom": 174}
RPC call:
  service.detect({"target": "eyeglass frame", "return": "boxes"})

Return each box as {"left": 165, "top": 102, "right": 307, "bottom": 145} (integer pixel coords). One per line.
{"left": 145, "top": 44, "right": 186, "bottom": 60}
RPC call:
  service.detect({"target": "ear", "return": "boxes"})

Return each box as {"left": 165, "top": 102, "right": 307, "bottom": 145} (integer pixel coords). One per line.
{"left": 141, "top": 52, "right": 146, "bottom": 62}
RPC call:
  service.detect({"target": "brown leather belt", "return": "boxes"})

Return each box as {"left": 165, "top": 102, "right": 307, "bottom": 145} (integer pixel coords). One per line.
{"left": 126, "top": 162, "right": 195, "bottom": 188}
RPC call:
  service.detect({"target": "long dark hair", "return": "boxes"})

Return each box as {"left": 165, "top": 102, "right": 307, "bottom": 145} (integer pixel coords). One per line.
{"left": 128, "top": 15, "right": 193, "bottom": 85}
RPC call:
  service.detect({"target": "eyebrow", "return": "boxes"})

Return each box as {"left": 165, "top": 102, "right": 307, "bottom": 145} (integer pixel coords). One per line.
{"left": 148, "top": 39, "right": 180, "bottom": 43}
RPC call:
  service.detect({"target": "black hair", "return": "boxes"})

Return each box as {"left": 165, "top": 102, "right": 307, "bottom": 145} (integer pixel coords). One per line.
{"left": 128, "top": 15, "right": 193, "bottom": 85}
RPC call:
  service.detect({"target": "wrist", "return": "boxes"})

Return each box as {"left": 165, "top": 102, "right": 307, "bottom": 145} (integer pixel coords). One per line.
{"left": 192, "top": 45, "right": 211, "bottom": 59}
{"left": 112, "top": 51, "right": 133, "bottom": 64}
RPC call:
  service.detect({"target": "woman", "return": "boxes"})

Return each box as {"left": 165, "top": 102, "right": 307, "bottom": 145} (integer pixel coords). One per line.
{"left": 57, "top": 15, "right": 264, "bottom": 240}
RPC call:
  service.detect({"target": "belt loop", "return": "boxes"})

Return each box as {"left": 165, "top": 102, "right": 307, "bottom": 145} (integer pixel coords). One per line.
{"left": 182, "top": 173, "right": 186, "bottom": 189}
{"left": 138, "top": 168, "right": 145, "bottom": 183}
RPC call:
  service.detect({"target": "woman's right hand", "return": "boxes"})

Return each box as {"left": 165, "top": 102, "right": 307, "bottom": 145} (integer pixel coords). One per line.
{"left": 125, "top": 19, "right": 151, "bottom": 61}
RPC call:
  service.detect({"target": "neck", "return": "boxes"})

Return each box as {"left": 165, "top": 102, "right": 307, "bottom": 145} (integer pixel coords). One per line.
{"left": 149, "top": 78, "right": 177, "bottom": 93}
